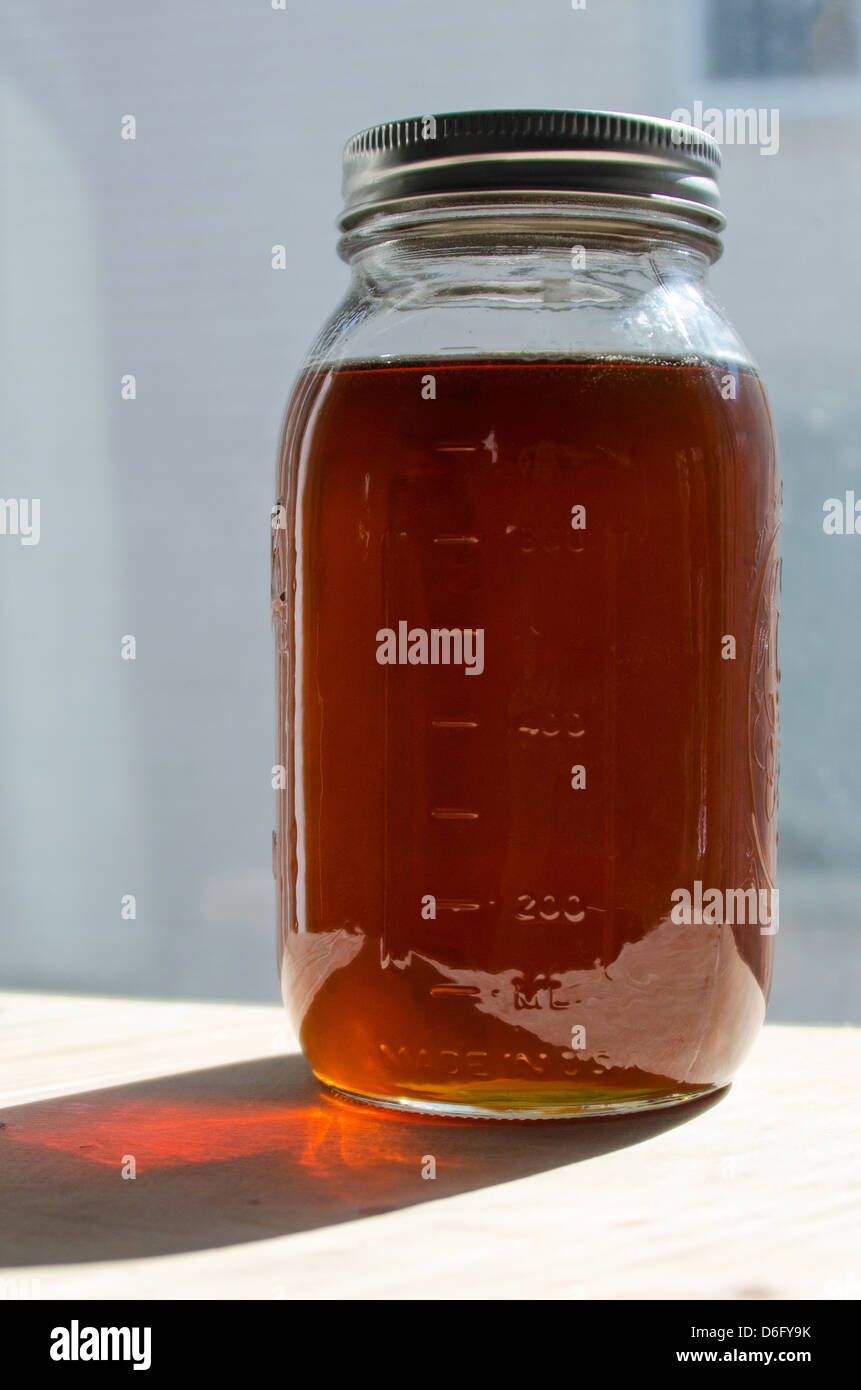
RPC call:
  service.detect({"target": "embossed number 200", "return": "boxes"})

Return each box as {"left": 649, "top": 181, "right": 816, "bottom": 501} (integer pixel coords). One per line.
{"left": 515, "top": 893, "right": 585, "bottom": 923}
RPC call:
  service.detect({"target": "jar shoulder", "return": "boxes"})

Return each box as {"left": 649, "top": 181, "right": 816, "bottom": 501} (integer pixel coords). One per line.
{"left": 297, "top": 272, "right": 758, "bottom": 375}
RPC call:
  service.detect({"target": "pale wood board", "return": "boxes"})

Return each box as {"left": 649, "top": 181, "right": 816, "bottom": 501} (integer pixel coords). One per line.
{"left": 0, "top": 991, "right": 857, "bottom": 1300}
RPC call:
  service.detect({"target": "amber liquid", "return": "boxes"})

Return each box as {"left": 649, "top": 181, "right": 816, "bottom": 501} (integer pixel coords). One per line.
{"left": 273, "top": 357, "right": 779, "bottom": 1116}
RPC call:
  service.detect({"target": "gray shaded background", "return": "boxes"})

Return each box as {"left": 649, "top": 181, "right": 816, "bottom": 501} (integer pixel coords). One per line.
{"left": 1, "top": 0, "right": 858, "bottom": 1020}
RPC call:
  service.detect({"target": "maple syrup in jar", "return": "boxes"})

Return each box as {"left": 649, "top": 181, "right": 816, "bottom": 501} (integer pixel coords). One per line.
{"left": 272, "top": 111, "right": 779, "bottom": 1117}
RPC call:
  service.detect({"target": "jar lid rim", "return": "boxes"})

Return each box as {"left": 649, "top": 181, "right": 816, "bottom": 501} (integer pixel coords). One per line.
{"left": 341, "top": 109, "right": 722, "bottom": 221}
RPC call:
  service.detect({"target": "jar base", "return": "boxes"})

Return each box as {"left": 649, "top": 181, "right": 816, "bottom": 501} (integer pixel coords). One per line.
{"left": 321, "top": 1079, "right": 723, "bottom": 1121}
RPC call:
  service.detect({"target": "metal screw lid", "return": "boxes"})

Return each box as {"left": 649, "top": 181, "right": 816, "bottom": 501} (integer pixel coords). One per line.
{"left": 340, "top": 109, "right": 723, "bottom": 237}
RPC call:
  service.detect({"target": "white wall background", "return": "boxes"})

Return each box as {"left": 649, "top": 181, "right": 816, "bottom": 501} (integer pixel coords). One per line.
{"left": 0, "top": 0, "right": 858, "bottom": 1020}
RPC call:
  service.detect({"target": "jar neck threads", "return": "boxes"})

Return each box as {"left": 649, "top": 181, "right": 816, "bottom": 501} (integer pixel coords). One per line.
{"left": 338, "top": 193, "right": 724, "bottom": 268}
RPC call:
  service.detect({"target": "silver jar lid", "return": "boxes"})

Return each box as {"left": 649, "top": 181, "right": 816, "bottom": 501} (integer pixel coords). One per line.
{"left": 339, "top": 109, "right": 724, "bottom": 252}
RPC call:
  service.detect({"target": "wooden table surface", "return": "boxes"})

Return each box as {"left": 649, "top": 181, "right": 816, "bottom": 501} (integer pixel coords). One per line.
{"left": 0, "top": 990, "right": 857, "bottom": 1301}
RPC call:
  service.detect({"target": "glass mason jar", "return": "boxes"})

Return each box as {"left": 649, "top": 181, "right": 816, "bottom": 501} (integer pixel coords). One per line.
{"left": 272, "top": 110, "right": 779, "bottom": 1119}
